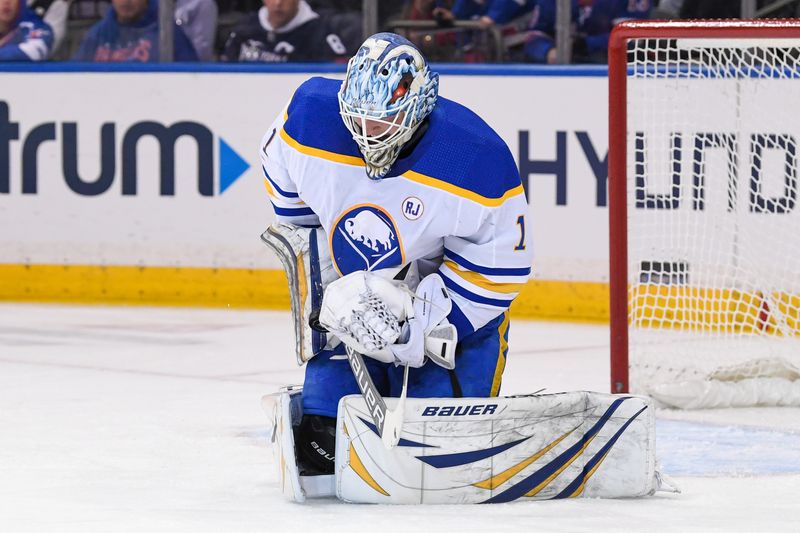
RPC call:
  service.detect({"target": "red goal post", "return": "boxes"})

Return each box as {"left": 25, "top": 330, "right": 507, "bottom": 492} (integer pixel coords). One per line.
{"left": 608, "top": 20, "right": 800, "bottom": 404}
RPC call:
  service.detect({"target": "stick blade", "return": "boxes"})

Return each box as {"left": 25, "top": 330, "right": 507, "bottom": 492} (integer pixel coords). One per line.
{"left": 381, "top": 365, "right": 409, "bottom": 449}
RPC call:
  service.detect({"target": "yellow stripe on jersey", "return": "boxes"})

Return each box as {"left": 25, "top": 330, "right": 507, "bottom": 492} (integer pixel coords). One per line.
{"left": 263, "top": 177, "right": 274, "bottom": 196}
{"left": 490, "top": 312, "right": 510, "bottom": 397}
{"left": 278, "top": 123, "right": 524, "bottom": 207}
{"left": 402, "top": 170, "right": 525, "bottom": 207}
{"left": 263, "top": 178, "right": 305, "bottom": 206}
{"left": 279, "top": 127, "right": 365, "bottom": 167}
{"left": 444, "top": 260, "right": 525, "bottom": 294}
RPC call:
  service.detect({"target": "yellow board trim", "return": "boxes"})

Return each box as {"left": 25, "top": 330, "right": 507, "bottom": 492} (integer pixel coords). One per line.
{"left": 0, "top": 264, "right": 292, "bottom": 309}
{"left": 8, "top": 264, "right": 793, "bottom": 336}
{"left": 511, "top": 279, "right": 609, "bottom": 323}
{"left": 349, "top": 444, "right": 390, "bottom": 497}
{"left": 444, "top": 260, "right": 524, "bottom": 294}
{"left": 0, "top": 264, "right": 610, "bottom": 322}
{"left": 473, "top": 427, "right": 577, "bottom": 490}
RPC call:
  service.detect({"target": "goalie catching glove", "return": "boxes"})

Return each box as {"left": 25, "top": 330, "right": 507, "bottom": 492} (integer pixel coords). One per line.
{"left": 318, "top": 271, "right": 457, "bottom": 369}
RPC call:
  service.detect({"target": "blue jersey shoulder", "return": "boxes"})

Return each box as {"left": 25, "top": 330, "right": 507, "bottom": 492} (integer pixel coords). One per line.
{"left": 405, "top": 97, "right": 522, "bottom": 201}
{"left": 283, "top": 76, "right": 361, "bottom": 158}
{"left": 283, "top": 76, "right": 521, "bottom": 202}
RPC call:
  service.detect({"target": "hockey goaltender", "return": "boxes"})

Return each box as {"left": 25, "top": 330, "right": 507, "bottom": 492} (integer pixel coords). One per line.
{"left": 258, "top": 32, "right": 677, "bottom": 504}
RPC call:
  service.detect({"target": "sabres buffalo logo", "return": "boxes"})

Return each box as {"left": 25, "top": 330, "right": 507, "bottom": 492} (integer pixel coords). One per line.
{"left": 331, "top": 204, "right": 404, "bottom": 275}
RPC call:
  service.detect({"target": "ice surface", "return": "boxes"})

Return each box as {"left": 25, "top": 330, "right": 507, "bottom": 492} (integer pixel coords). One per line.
{"left": 0, "top": 304, "right": 797, "bottom": 532}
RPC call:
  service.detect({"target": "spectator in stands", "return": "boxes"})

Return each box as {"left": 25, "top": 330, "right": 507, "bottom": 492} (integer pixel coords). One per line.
{"left": 307, "top": 0, "right": 358, "bottom": 12}
{"left": 68, "top": 0, "right": 110, "bottom": 20}
{"left": 221, "top": 0, "right": 360, "bottom": 62}
{"left": 653, "top": 0, "right": 682, "bottom": 18}
{"left": 27, "top": 0, "right": 69, "bottom": 55}
{"left": 0, "top": 0, "right": 53, "bottom": 60}
{"left": 404, "top": 0, "right": 457, "bottom": 24}
{"left": 72, "top": 0, "right": 198, "bottom": 61}
{"left": 524, "top": 0, "right": 650, "bottom": 64}
{"left": 310, "top": 0, "right": 405, "bottom": 31}
{"left": 678, "top": 0, "right": 738, "bottom": 19}
{"left": 404, "top": 0, "right": 437, "bottom": 20}
{"left": 397, "top": 0, "right": 458, "bottom": 61}
{"left": 426, "top": 0, "right": 535, "bottom": 62}
{"left": 436, "top": 0, "right": 536, "bottom": 28}
{"left": 176, "top": 0, "right": 217, "bottom": 60}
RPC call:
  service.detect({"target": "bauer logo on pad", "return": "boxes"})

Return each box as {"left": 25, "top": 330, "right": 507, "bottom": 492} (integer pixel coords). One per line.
{"left": 421, "top": 404, "right": 498, "bottom": 417}
{"left": 330, "top": 204, "right": 404, "bottom": 275}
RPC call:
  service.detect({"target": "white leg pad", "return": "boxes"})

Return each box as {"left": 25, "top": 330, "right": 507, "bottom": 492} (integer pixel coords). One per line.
{"left": 334, "top": 392, "right": 659, "bottom": 504}
{"left": 262, "top": 386, "right": 335, "bottom": 502}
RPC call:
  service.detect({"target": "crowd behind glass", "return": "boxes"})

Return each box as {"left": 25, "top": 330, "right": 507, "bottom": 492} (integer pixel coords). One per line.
{"left": 0, "top": 0, "right": 794, "bottom": 64}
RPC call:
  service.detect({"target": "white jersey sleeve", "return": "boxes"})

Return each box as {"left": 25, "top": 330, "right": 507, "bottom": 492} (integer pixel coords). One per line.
{"left": 260, "top": 109, "right": 321, "bottom": 228}
{"left": 437, "top": 191, "right": 532, "bottom": 338}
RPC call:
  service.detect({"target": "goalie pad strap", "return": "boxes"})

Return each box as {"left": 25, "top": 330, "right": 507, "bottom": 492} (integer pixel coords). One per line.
{"left": 448, "top": 370, "right": 462, "bottom": 398}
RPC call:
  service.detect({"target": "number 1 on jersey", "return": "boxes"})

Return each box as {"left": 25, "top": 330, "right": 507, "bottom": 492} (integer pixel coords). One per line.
{"left": 515, "top": 215, "right": 526, "bottom": 251}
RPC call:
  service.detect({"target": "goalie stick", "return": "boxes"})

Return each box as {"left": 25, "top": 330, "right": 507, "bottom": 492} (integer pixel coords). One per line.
{"left": 342, "top": 319, "right": 454, "bottom": 449}
{"left": 344, "top": 344, "right": 409, "bottom": 449}
{"left": 339, "top": 279, "right": 456, "bottom": 449}
{"left": 323, "top": 267, "right": 456, "bottom": 449}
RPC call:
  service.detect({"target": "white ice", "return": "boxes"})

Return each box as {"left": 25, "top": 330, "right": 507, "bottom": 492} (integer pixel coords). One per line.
{"left": 1, "top": 303, "right": 798, "bottom": 532}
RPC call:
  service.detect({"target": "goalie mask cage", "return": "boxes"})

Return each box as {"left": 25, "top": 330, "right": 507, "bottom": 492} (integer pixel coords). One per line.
{"left": 608, "top": 20, "right": 800, "bottom": 405}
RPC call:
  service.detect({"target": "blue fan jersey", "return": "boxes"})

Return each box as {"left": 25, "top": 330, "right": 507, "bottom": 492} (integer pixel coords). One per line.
{"left": 526, "top": 0, "right": 651, "bottom": 62}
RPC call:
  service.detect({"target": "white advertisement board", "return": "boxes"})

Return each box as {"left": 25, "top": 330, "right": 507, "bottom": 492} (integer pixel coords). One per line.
{"left": 0, "top": 68, "right": 610, "bottom": 283}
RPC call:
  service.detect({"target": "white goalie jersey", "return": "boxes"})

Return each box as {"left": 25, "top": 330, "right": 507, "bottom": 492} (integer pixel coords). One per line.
{"left": 260, "top": 76, "right": 533, "bottom": 340}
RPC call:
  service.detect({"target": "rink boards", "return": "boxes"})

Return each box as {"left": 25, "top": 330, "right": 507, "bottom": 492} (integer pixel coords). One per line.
{"left": 0, "top": 64, "right": 609, "bottom": 321}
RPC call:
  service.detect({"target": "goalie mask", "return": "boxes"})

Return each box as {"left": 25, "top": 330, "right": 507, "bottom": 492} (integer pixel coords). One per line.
{"left": 338, "top": 33, "right": 439, "bottom": 180}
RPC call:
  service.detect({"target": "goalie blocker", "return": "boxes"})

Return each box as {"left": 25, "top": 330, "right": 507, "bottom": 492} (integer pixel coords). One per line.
{"left": 263, "top": 387, "right": 675, "bottom": 504}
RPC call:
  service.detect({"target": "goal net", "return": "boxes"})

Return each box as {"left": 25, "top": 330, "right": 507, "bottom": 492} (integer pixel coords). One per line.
{"left": 608, "top": 21, "right": 800, "bottom": 408}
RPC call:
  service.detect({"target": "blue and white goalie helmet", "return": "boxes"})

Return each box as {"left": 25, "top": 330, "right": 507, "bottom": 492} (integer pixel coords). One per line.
{"left": 338, "top": 33, "right": 439, "bottom": 179}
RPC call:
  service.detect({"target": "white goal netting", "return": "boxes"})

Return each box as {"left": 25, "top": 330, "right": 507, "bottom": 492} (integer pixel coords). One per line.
{"left": 625, "top": 34, "right": 800, "bottom": 408}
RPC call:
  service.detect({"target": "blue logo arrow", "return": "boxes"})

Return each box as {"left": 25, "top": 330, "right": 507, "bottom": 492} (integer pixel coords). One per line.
{"left": 218, "top": 137, "right": 250, "bottom": 194}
